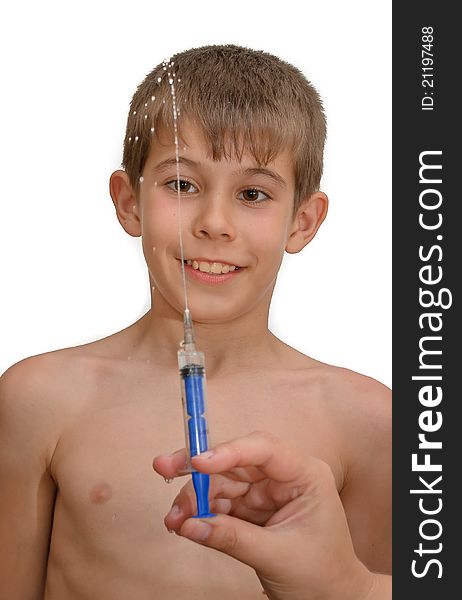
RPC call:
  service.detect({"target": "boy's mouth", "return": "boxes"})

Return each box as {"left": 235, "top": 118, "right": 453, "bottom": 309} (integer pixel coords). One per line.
{"left": 177, "top": 258, "right": 243, "bottom": 275}
{"left": 177, "top": 258, "right": 245, "bottom": 282}
{"left": 185, "top": 259, "right": 240, "bottom": 275}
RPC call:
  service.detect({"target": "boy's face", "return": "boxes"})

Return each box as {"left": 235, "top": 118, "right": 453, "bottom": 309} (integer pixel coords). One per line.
{"left": 112, "top": 120, "right": 326, "bottom": 324}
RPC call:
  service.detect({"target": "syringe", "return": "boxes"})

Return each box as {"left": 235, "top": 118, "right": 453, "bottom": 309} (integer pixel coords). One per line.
{"left": 178, "top": 308, "right": 214, "bottom": 518}
{"left": 168, "top": 68, "right": 214, "bottom": 518}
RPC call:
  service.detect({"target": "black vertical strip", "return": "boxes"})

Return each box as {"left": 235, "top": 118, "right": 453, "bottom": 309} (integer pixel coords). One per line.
{"left": 393, "top": 3, "right": 460, "bottom": 597}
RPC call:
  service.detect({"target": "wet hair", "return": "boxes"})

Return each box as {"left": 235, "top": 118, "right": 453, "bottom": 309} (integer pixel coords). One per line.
{"left": 122, "top": 44, "right": 326, "bottom": 214}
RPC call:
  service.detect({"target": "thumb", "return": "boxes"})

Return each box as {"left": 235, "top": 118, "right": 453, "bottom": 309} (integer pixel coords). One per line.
{"left": 179, "top": 514, "right": 275, "bottom": 572}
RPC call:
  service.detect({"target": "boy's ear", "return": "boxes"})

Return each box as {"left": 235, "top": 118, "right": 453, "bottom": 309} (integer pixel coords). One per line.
{"left": 285, "top": 191, "right": 328, "bottom": 254}
{"left": 109, "top": 170, "right": 142, "bottom": 237}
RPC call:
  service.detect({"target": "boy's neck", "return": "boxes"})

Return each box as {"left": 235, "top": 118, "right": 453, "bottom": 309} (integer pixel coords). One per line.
{"left": 131, "top": 295, "right": 282, "bottom": 378}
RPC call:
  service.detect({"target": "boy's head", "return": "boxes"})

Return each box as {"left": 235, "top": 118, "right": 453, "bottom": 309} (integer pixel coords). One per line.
{"left": 110, "top": 45, "right": 328, "bottom": 324}
{"left": 121, "top": 44, "right": 326, "bottom": 216}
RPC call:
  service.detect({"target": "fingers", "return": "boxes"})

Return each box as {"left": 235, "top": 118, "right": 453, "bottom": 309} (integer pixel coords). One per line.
{"left": 164, "top": 481, "right": 197, "bottom": 532}
{"left": 154, "top": 431, "right": 309, "bottom": 485}
{"left": 191, "top": 431, "right": 311, "bottom": 485}
{"left": 178, "top": 513, "right": 277, "bottom": 573}
{"left": 153, "top": 448, "right": 189, "bottom": 479}
{"left": 154, "top": 432, "right": 325, "bottom": 505}
{"left": 164, "top": 475, "right": 253, "bottom": 532}
{"left": 155, "top": 432, "right": 335, "bottom": 533}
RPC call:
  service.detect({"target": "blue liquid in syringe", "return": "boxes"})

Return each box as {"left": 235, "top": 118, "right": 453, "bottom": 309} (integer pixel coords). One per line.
{"left": 180, "top": 364, "right": 214, "bottom": 518}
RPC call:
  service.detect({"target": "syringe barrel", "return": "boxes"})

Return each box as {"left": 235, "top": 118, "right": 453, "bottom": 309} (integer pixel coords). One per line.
{"left": 178, "top": 348, "right": 211, "bottom": 472}
{"left": 178, "top": 347, "right": 213, "bottom": 517}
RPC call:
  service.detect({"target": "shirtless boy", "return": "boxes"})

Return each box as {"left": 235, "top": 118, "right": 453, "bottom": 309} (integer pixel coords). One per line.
{"left": 0, "top": 45, "right": 391, "bottom": 600}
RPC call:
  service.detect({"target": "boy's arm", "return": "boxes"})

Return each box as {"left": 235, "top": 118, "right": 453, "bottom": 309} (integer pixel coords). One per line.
{"left": 337, "top": 375, "right": 392, "bottom": 574}
{"left": 0, "top": 358, "right": 59, "bottom": 600}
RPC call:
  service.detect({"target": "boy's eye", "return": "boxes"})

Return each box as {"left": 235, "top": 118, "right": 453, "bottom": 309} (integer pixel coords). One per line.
{"left": 166, "top": 179, "right": 197, "bottom": 193}
{"left": 239, "top": 188, "right": 270, "bottom": 203}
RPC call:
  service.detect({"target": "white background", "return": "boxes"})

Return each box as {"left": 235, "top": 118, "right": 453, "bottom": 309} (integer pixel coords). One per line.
{"left": 0, "top": 0, "right": 391, "bottom": 387}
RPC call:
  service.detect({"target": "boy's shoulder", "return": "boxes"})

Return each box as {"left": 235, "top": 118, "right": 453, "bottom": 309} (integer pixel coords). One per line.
{"left": 0, "top": 320, "right": 159, "bottom": 429}
{"left": 0, "top": 340, "right": 118, "bottom": 435}
{"left": 308, "top": 360, "right": 391, "bottom": 437}
{"left": 280, "top": 349, "right": 391, "bottom": 452}
{"left": 301, "top": 359, "right": 391, "bottom": 491}
{"left": 0, "top": 334, "right": 139, "bottom": 471}
{"left": 2, "top": 344, "right": 103, "bottom": 399}
{"left": 280, "top": 345, "right": 390, "bottom": 419}
{"left": 1, "top": 324, "right": 137, "bottom": 396}
{"left": 316, "top": 362, "right": 391, "bottom": 417}
{"left": 0, "top": 349, "right": 79, "bottom": 467}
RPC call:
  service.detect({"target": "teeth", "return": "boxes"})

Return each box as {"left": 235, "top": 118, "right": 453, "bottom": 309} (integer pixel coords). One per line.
{"left": 199, "top": 261, "right": 211, "bottom": 273}
{"left": 184, "top": 259, "right": 240, "bottom": 274}
{"left": 210, "top": 263, "right": 222, "bottom": 274}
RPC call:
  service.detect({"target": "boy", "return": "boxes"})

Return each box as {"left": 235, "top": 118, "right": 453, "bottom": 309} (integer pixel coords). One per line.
{"left": 0, "top": 45, "right": 391, "bottom": 599}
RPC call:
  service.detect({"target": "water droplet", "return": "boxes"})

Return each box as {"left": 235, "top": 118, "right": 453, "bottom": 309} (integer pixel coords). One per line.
{"left": 164, "top": 478, "right": 174, "bottom": 484}
{"left": 150, "top": 127, "right": 155, "bottom": 134}
{"left": 128, "top": 137, "right": 132, "bottom": 142}
{"left": 163, "top": 66, "right": 167, "bottom": 71}
{"left": 151, "top": 95, "right": 155, "bottom": 101}
{"left": 133, "top": 110, "right": 137, "bottom": 115}
{"left": 144, "top": 102, "right": 148, "bottom": 107}
{"left": 139, "top": 176, "right": 144, "bottom": 183}
{"left": 162, "top": 99, "right": 165, "bottom": 104}
{"left": 144, "top": 114, "right": 148, "bottom": 119}
{"left": 178, "top": 78, "right": 181, "bottom": 83}
{"left": 134, "top": 136, "right": 139, "bottom": 142}
{"left": 169, "top": 78, "right": 174, "bottom": 85}
{"left": 157, "top": 77, "right": 162, "bottom": 82}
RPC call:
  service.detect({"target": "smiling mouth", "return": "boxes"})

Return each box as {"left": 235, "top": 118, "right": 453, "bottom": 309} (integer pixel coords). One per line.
{"left": 177, "top": 258, "right": 243, "bottom": 275}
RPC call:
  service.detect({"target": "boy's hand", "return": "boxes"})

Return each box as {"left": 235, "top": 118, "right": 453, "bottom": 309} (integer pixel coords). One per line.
{"left": 153, "top": 431, "right": 385, "bottom": 600}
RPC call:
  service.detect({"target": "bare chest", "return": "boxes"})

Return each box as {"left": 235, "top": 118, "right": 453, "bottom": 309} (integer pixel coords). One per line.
{"left": 48, "top": 371, "right": 340, "bottom": 598}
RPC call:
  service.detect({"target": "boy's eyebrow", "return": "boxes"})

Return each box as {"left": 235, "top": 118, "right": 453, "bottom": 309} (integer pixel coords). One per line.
{"left": 239, "top": 167, "right": 287, "bottom": 188}
{"left": 152, "top": 158, "right": 287, "bottom": 188}
{"left": 152, "top": 157, "right": 199, "bottom": 173}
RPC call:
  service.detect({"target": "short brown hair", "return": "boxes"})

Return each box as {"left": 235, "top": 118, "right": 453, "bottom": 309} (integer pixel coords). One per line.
{"left": 122, "top": 45, "right": 326, "bottom": 213}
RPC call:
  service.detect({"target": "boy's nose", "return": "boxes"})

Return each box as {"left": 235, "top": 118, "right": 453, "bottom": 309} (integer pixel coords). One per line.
{"left": 191, "top": 196, "right": 237, "bottom": 241}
